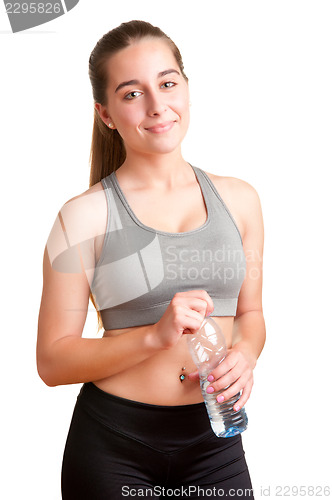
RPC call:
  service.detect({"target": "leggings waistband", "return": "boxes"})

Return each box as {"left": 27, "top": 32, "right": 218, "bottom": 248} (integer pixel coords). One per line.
{"left": 76, "top": 382, "right": 214, "bottom": 452}
{"left": 83, "top": 381, "right": 206, "bottom": 410}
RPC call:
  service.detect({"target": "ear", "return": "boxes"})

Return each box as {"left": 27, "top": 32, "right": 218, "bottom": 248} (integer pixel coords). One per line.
{"left": 94, "top": 102, "right": 115, "bottom": 129}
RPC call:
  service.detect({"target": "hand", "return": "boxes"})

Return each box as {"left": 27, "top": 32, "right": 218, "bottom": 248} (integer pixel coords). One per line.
{"left": 188, "top": 342, "right": 256, "bottom": 412}
{"left": 152, "top": 290, "right": 214, "bottom": 350}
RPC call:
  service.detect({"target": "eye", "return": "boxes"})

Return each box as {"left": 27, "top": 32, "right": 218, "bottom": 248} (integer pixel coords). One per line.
{"left": 161, "top": 81, "right": 177, "bottom": 89}
{"left": 124, "top": 91, "right": 142, "bottom": 100}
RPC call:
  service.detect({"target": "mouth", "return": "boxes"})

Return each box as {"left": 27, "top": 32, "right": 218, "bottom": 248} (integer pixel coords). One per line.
{"left": 145, "top": 121, "right": 175, "bottom": 134}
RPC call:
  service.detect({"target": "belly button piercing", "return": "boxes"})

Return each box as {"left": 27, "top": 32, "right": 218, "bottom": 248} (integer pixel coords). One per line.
{"left": 179, "top": 366, "right": 186, "bottom": 382}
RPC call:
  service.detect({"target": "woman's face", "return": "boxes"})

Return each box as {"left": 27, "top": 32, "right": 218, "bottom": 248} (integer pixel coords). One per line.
{"left": 99, "top": 38, "right": 190, "bottom": 158}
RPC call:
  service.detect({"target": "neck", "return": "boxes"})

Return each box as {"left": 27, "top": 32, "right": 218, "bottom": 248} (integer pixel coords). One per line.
{"left": 116, "top": 147, "right": 192, "bottom": 190}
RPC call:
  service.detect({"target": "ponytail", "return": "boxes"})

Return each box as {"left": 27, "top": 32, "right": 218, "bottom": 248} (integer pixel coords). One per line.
{"left": 88, "top": 109, "right": 126, "bottom": 188}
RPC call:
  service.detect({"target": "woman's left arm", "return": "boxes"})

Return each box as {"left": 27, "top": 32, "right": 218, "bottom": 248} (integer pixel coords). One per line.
{"left": 206, "top": 180, "right": 266, "bottom": 411}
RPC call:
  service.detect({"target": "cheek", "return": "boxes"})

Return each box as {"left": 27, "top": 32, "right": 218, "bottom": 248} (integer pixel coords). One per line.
{"left": 115, "top": 106, "right": 144, "bottom": 140}
{"left": 118, "top": 107, "right": 141, "bottom": 127}
{"left": 172, "top": 92, "right": 190, "bottom": 118}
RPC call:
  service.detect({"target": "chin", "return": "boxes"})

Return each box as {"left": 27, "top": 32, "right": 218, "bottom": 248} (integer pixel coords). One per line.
{"left": 149, "top": 133, "right": 188, "bottom": 155}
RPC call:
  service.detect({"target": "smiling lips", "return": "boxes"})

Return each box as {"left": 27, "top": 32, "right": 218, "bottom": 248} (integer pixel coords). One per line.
{"left": 145, "top": 121, "right": 175, "bottom": 134}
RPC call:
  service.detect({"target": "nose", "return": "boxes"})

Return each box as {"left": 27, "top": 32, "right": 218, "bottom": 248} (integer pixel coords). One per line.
{"left": 146, "top": 90, "right": 167, "bottom": 117}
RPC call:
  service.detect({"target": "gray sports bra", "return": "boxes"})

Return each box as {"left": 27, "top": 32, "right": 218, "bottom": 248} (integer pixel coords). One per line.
{"left": 90, "top": 164, "right": 246, "bottom": 330}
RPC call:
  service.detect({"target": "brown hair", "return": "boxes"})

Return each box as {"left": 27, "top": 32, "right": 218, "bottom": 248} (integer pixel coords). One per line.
{"left": 87, "top": 20, "right": 188, "bottom": 332}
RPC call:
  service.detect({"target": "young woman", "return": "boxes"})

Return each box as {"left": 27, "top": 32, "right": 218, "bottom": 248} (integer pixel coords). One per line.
{"left": 37, "top": 20, "right": 265, "bottom": 499}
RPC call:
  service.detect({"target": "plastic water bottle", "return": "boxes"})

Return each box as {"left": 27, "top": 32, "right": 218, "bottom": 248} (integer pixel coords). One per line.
{"left": 187, "top": 316, "right": 248, "bottom": 438}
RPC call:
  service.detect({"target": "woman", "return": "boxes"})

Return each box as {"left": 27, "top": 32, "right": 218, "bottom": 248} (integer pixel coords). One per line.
{"left": 37, "top": 20, "right": 266, "bottom": 499}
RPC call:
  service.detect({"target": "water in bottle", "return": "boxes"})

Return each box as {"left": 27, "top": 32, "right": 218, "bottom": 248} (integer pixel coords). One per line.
{"left": 187, "top": 316, "right": 248, "bottom": 438}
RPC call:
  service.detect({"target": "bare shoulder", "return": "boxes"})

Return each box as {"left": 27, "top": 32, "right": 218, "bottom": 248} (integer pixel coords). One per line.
{"left": 204, "top": 170, "right": 260, "bottom": 202}
{"left": 202, "top": 169, "right": 263, "bottom": 239}
{"left": 44, "top": 181, "right": 107, "bottom": 275}
{"left": 45, "top": 180, "right": 108, "bottom": 274}
{"left": 63, "top": 179, "right": 104, "bottom": 206}
{"left": 59, "top": 180, "right": 107, "bottom": 237}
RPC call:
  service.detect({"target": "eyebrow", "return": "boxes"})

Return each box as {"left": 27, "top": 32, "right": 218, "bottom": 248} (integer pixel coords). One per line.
{"left": 114, "top": 68, "right": 180, "bottom": 93}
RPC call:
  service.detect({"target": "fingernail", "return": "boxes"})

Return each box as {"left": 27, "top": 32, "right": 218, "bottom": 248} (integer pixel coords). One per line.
{"left": 206, "top": 386, "right": 214, "bottom": 394}
{"left": 207, "top": 375, "right": 214, "bottom": 382}
{"left": 234, "top": 405, "right": 240, "bottom": 411}
{"left": 217, "top": 395, "right": 224, "bottom": 403}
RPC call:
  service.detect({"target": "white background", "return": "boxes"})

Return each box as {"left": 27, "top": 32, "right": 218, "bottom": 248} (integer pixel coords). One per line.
{"left": 1, "top": 1, "right": 331, "bottom": 499}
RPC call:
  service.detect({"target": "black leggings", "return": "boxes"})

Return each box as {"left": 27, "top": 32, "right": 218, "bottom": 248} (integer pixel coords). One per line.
{"left": 61, "top": 382, "right": 254, "bottom": 499}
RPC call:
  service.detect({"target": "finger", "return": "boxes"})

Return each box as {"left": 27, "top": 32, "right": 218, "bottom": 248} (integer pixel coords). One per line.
{"left": 208, "top": 353, "right": 238, "bottom": 382}
{"left": 188, "top": 370, "right": 199, "bottom": 381}
{"left": 173, "top": 290, "right": 214, "bottom": 316}
{"left": 182, "top": 299, "right": 211, "bottom": 323}
{"left": 232, "top": 378, "right": 254, "bottom": 412}
{"left": 216, "top": 373, "right": 251, "bottom": 404}
{"left": 208, "top": 365, "right": 243, "bottom": 393}
{"left": 181, "top": 314, "right": 207, "bottom": 335}
{"left": 188, "top": 289, "right": 215, "bottom": 316}
{"left": 182, "top": 307, "right": 206, "bottom": 325}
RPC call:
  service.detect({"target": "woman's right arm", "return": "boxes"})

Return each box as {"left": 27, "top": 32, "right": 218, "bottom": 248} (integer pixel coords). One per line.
{"left": 36, "top": 192, "right": 213, "bottom": 387}
{"left": 36, "top": 222, "right": 160, "bottom": 387}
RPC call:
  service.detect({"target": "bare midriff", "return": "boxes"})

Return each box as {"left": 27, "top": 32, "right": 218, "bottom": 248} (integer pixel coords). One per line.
{"left": 93, "top": 316, "right": 234, "bottom": 406}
